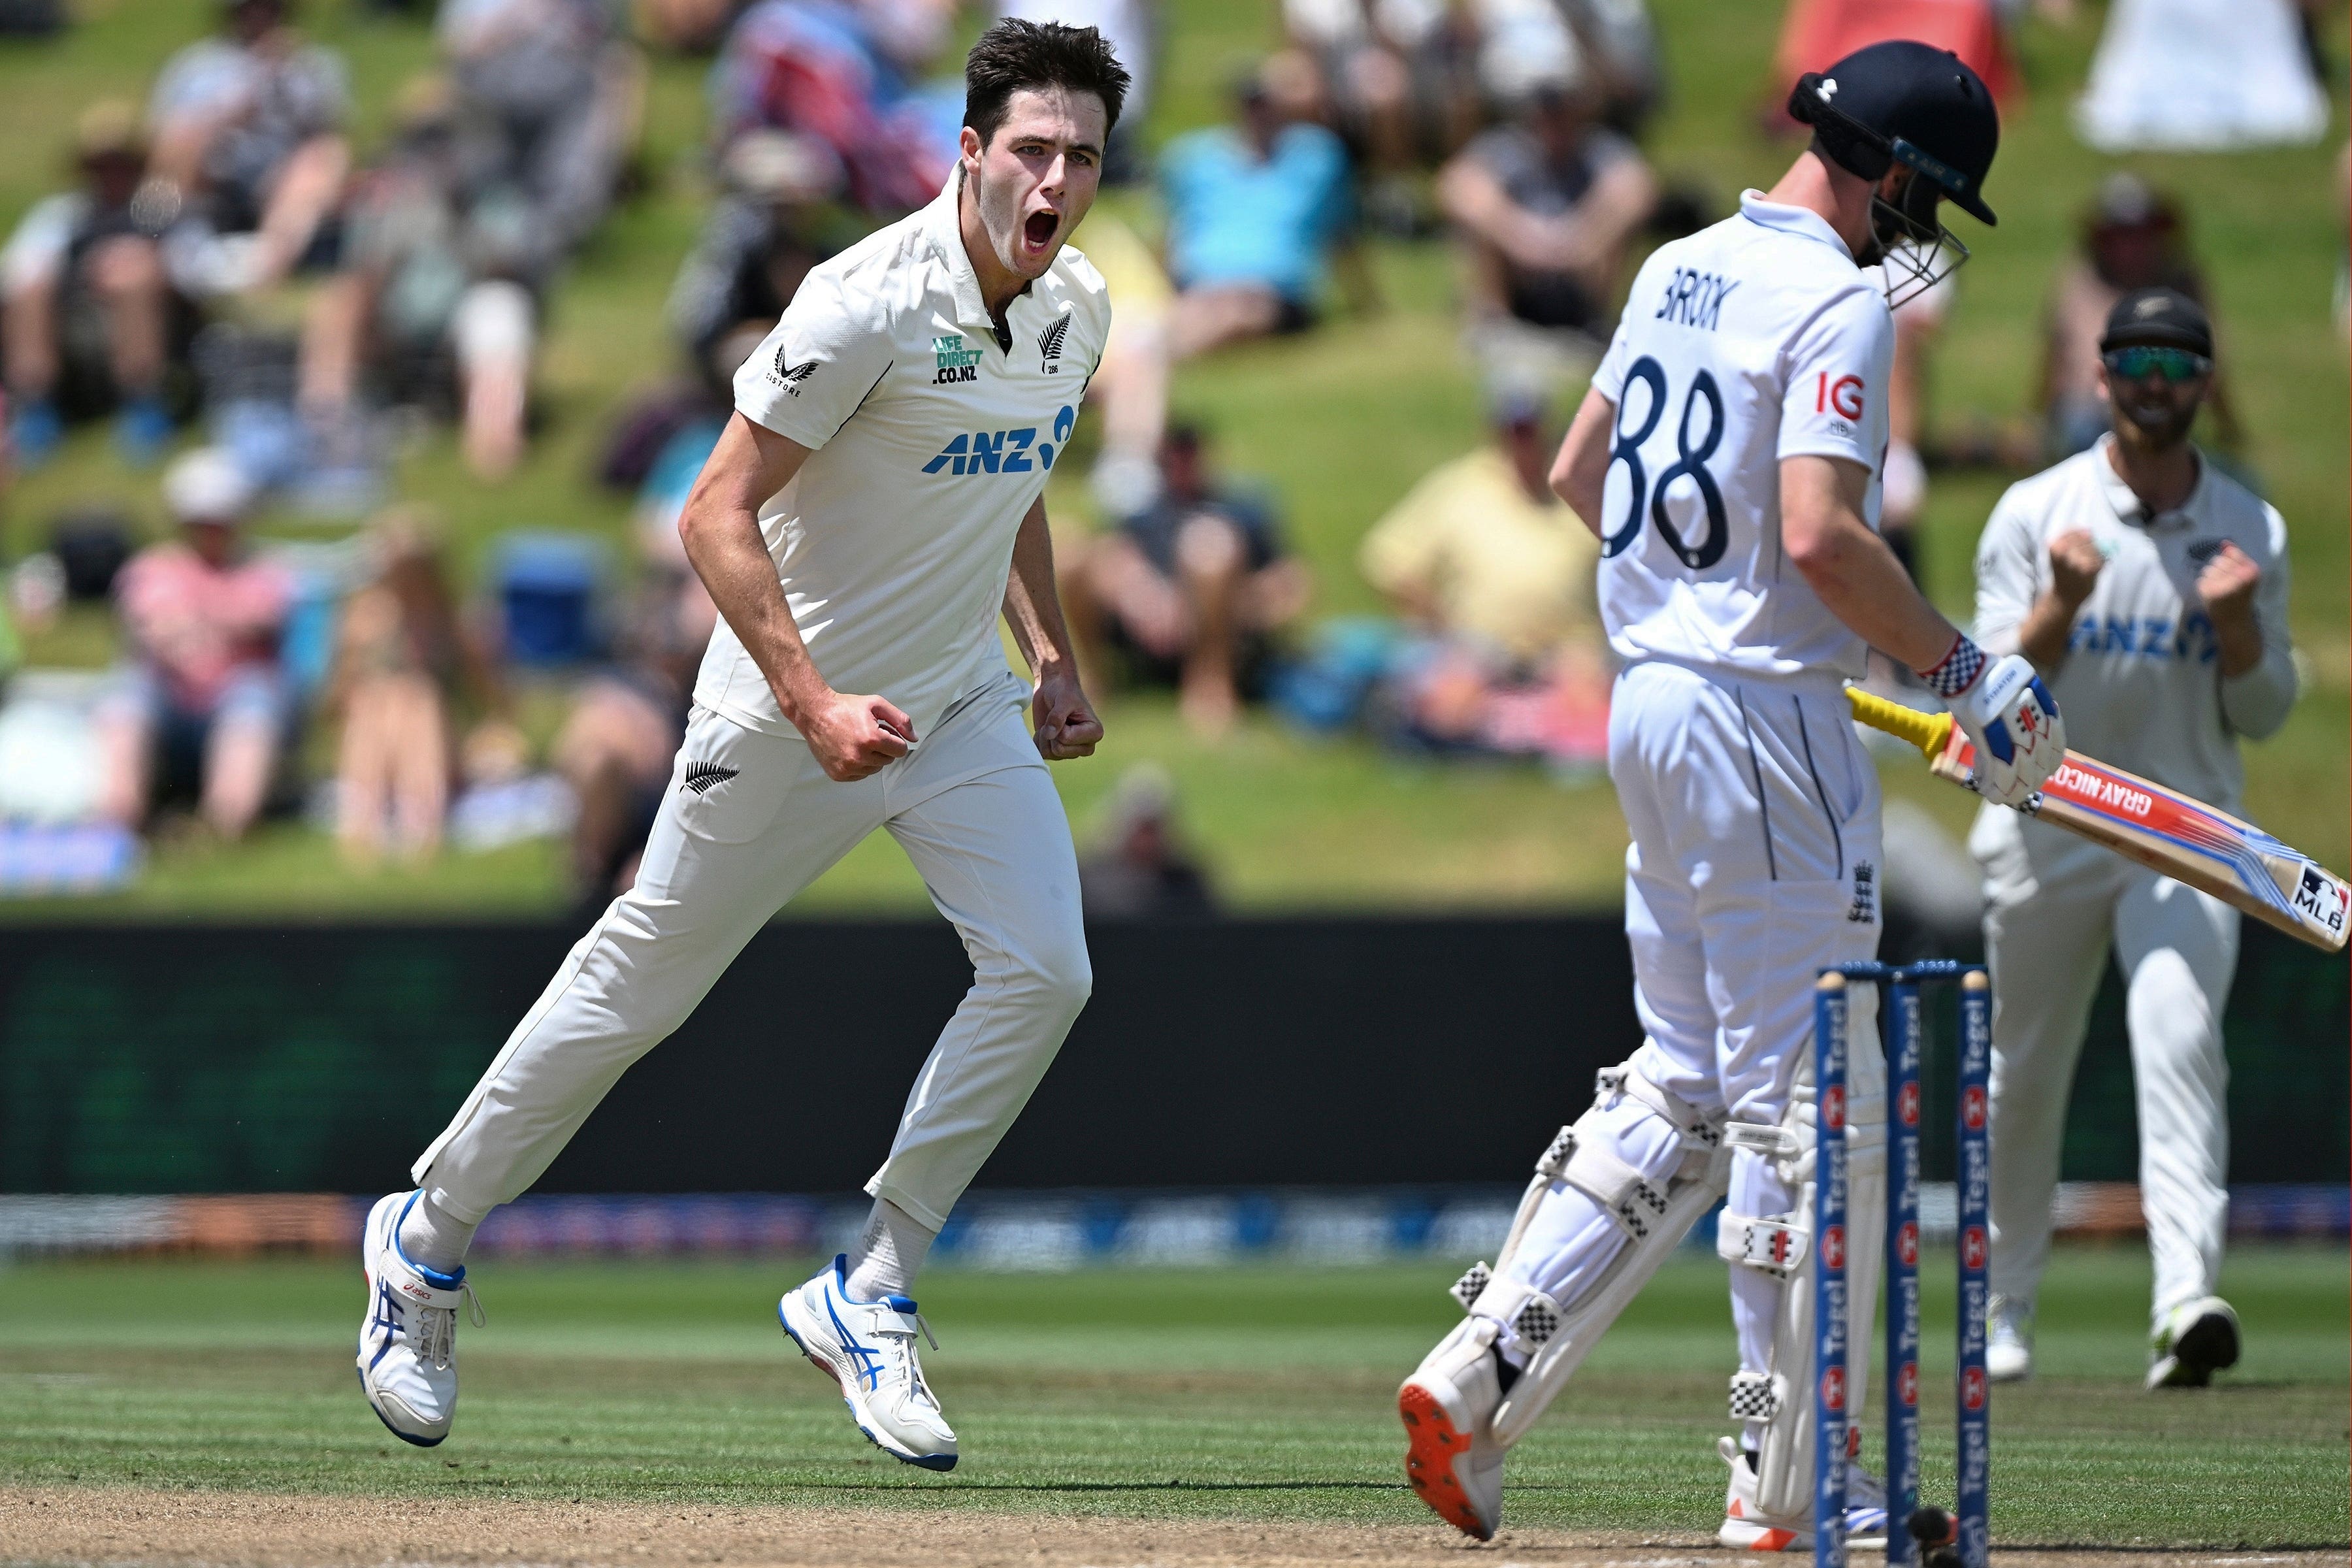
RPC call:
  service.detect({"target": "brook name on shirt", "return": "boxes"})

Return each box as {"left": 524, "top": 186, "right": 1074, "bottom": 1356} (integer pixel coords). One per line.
{"left": 1656, "top": 267, "right": 1739, "bottom": 331}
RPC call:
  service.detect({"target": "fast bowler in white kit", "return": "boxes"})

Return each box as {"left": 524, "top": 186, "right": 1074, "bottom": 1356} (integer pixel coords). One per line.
{"left": 356, "top": 21, "right": 1130, "bottom": 1471}
{"left": 1970, "top": 287, "right": 2296, "bottom": 1391}
{"left": 1398, "top": 42, "right": 2066, "bottom": 1548}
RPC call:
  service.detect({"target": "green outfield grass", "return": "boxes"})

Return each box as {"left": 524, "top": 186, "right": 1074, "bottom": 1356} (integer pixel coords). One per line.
{"left": 0, "top": 1243, "right": 2343, "bottom": 1546}
{"left": 0, "top": 0, "right": 2341, "bottom": 916}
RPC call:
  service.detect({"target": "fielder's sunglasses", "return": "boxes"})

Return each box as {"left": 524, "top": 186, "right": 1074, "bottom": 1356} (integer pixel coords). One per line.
{"left": 2102, "top": 345, "right": 2213, "bottom": 383}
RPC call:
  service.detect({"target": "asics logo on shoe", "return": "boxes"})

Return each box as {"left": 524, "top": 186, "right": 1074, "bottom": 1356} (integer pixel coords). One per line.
{"left": 681, "top": 761, "right": 740, "bottom": 796}
{"left": 826, "top": 1290, "right": 887, "bottom": 1392}
{"left": 367, "top": 1281, "right": 404, "bottom": 1371}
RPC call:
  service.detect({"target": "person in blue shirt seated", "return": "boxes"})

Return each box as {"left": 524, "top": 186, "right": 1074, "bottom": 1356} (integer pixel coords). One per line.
{"left": 1160, "top": 52, "right": 1367, "bottom": 361}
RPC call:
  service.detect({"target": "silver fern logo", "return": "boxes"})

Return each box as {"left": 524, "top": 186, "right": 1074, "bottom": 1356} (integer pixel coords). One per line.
{"left": 1037, "top": 315, "right": 1070, "bottom": 372}
{"left": 681, "top": 761, "right": 741, "bottom": 796}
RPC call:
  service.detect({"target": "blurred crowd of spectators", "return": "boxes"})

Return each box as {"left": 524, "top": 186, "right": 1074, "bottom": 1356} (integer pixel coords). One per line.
{"left": 0, "top": 0, "right": 2334, "bottom": 904}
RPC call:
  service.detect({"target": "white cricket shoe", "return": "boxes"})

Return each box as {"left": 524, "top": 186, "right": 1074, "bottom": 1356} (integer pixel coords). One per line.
{"left": 357, "top": 1191, "right": 483, "bottom": 1447}
{"left": 1716, "top": 1437, "right": 1889, "bottom": 1552}
{"left": 2147, "top": 1295, "right": 2240, "bottom": 1390}
{"left": 1398, "top": 1316, "right": 1509, "bottom": 1541}
{"left": 1987, "top": 1294, "right": 2034, "bottom": 1383}
{"left": 779, "top": 1254, "right": 956, "bottom": 1471}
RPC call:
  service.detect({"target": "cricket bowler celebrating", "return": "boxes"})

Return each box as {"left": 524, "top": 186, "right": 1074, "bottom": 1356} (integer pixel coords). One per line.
{"left": 357, "top": 20, "right": 1129, "bottom": 1472}
{"left": 1972, "top": 287, "right": 2296, "bottom": 1391}
{"left": 1399, "top": 42, "right": 2065, "bottom": 1547}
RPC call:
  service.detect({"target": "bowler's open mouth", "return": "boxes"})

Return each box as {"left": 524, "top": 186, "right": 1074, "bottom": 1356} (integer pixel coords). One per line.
{"left": 1022, "top": 210, "right": 1059, "bottom": 251}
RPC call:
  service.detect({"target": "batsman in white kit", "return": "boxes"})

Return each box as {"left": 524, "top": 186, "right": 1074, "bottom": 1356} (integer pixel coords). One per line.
{"left": 356, "top": 20, "right": 1131, "bottom": 1471}
{"left": 1399, "top": 42, "right": 2066, "bottom": 1546}
{"left": 1970, "top": 287, "right": 2297, "bottom": 1392}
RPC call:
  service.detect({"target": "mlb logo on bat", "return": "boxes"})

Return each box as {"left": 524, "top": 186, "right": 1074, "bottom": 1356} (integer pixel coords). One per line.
{"left": 2293, "top": 867, "right": 2347, "bottom": 936}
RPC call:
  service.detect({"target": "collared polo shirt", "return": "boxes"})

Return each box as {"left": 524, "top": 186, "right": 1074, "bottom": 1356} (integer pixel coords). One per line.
{"left": 696, "top": 177, "right": 1113, "bottom": 740}
{"left": 1972, "top": 434, "right": 2296, "bottom": 811}
{"left": 1589, "top": 190, "right": 1894, "bottom": 684}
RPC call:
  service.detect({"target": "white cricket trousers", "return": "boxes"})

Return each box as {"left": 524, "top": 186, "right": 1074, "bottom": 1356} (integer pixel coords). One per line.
{"left": 411, "top": 672, "right": 1090, "bottom": 1232}
{"left": 1509, "top": 661, "right": 1884, "bottom": 1407}
{"left": 1973, "top": 808, "right": 2236, "bottom": 1328}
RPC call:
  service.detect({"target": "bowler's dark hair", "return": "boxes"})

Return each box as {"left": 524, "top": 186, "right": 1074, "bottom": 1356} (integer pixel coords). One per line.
{"left": 964, "top": 18, "right": 1130, "bottom": 146}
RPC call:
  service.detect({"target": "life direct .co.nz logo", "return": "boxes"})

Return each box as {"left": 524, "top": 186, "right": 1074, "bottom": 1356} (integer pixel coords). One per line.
{"left": 924, "top": 406, "right": 1077, "bottom": 476}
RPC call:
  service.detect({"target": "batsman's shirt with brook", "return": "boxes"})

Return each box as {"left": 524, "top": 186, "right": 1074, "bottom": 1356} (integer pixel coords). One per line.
{"left": 1972, "top": 436, "right": 2296, "bottom": 817}
{"left": 697, "top": 177, "right": 1110, "bottom": 741}
{"left": 1590, "top": 191, "right": 1893, "bottom": 683}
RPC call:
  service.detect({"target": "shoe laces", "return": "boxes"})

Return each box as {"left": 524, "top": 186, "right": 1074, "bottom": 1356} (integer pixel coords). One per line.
{"left": 413, "top": 1282, "right": 486, "bottom": 1371}
{"left": 872, "top": 1310, "right": 939, "bottom": 1408}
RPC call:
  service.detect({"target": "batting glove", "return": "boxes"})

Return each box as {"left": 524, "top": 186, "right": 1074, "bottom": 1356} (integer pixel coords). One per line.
{"left": 1922, "top": 638, "right": 2065, "bottom": 808}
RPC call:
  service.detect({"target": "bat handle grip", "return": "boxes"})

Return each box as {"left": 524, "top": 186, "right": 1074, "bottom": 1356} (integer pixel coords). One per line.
{"left": 1846, "top": 686, "right": 1957, "bottom": 761}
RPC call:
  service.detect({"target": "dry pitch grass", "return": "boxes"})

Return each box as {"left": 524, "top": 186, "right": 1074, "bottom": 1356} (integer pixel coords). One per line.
{"left": 2, "top": 1490, "right": 2340, "bottom": 1568}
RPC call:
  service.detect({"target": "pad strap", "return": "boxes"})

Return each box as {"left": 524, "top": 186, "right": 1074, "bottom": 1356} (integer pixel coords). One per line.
{"left": 1561, "top": 1138, "right": 1674, "bottom": 1242}
{"left": 1716, "top": 1211, "right": 1810, "bottom": 1279}
{"left": 1532, "top": 1124, "right": 1576, "bottom": 1180}
{"left": 1728, "top": 1368, "right": 1784, "bottom": 1420}
{"left": 1467, "top": 1274, "right": 1564, "bottom": 1350}
{"left": 1449, "top": 1262, "right": 1492, "bottom": 1313}
{"left": 1597, "top": 1066, "right": 1723, "bottom": 1151}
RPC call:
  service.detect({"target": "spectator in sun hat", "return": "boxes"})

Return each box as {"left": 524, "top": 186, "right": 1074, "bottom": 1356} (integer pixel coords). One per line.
{"left": 1, "top": 100, "right": 189, "bottom": 468}
{"left": 93, "top": 447, "right": 294, "bottom": 840}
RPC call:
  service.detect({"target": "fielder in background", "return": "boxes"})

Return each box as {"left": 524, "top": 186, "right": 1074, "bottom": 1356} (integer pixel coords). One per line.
{"left": 357, "top": 20, "right": 1128, "bottom": 1473}
{"left": 1398, "top": 41, "right": 2068, "bottom": 1552}
{"left": 1970, "top": 287, "right": 2296, "bottom": 1391}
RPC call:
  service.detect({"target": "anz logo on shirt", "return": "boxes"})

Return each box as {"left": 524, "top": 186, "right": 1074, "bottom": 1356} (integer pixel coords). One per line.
{"left": 923, "top": 406, "right": 1077, "bottom": 476}
{"left": 2067, "top": 611, "right": 2219, "bottom": 664}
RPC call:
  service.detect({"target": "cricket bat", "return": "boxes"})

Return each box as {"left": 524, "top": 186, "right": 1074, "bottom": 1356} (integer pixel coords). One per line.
{"left": 1848, "top": 686, "right": 2350, "bottom": 953}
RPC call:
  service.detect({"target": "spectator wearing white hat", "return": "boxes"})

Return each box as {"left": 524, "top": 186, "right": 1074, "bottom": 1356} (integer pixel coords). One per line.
{"left": 94, "top": 448, "right": 293, "bottom": 840}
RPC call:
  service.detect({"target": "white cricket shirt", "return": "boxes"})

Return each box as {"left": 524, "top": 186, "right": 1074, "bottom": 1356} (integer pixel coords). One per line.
{"left": 1590, "top": 191, "right": 1894, "bottom": 683}
{"left": 696, "top": 176, "right": 1111, "bottom": 740}
{"left": 1972, "top": 436, "right": 2296, "bottom": 814}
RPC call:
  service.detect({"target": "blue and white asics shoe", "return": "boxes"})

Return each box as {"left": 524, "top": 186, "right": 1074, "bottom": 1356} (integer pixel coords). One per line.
{"left": 357, "top": 1192, "right": 483, "bottom": 1446}
{"left": 778, "top": 1254, "right": 956, "bottom": 1471}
